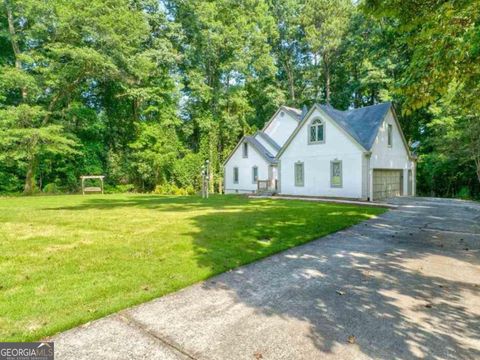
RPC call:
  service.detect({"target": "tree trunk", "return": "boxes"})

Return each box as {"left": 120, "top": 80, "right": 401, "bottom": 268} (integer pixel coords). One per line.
{"left": 5, "top": 0, "right": 27, "bottom": 99}
{"left": 324, "top": 54, "right": 331, "bottom": 104}
{"left": 285, "top": 62, "right": 295, "bottom": 102}
{"left": 24, "top": 156, "right": 37, "bottom": 194}
{"left": 475, "top": 157, "right": 480, "bottom": 185}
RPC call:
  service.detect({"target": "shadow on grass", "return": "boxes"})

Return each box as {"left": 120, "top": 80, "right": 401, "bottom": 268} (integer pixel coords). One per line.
{"left": 37, "top": 194, "right": 480, "bottom": 358}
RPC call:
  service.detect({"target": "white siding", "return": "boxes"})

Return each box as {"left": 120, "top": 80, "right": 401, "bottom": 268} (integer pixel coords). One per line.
{"left": 224, "top": 140, "right": 271, "bottom": 194}
{"left": 279, "top": 108, "right": 364, "bottom": 198}
{"left": 370, "top": 110, "right": 414, "bottom": 195}
{"left": 264, "top": 110, "right": 299, "bottom": 146}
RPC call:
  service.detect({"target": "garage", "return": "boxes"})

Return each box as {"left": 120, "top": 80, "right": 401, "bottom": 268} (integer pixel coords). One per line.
{"left": 373, "top": 169, "right": 403, "bottom": 200}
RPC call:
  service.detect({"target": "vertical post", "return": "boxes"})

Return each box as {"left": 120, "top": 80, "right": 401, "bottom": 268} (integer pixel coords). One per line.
{"left": 101, "top": 177, "right": 104, "bottom": 194}
{"left": 369, "top": 169, "right": 373, "bottom": 202}
{"left": 412, "top": 160, "right": 417, "bottom": 196}
{"left": 82, "top": 177, "right": 85, "bottom": 195}
{"left": 201, "top": 166, "right": 205, "bottom": 198}
{"left": 205, "top": 160, "right": 209, "bottom": 199}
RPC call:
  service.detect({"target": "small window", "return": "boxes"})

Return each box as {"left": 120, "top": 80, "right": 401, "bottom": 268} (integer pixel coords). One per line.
{"left": 309, "top": 118, "right": 324, "bottom": 143}
{"left": 294, "top": 162, "right": 304, "bottom": 187}
{"left": 387, "top": 124, "right": 393, "bottom": 147}
{"left": 233, "top": 167, "right": 239, "bottom": 184}
{"left": 252, "top": 166, "right": 258, "bottom": 183}
{"left": 331, "top": 160, "right": 342, "bottom": 188}
{"left": 243, "top": 142, "right": 248, "bottom": 157}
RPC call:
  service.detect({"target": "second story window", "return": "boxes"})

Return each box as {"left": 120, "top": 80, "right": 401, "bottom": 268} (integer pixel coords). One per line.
{"left": 243, "top": 142, "right": 248, "bottom": 158}
{"left": 387, "top": 124, "right": 393, "bottom": 147}
{"left": 233, "top": 167, "right": 239, "bottom": 184}
{"left": 309, "top": 118, "right": 325, "bottom": 143}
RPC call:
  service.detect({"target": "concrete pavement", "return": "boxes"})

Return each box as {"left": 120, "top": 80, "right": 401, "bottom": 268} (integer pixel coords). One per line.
{"left": 52, "top": 197, "right": 480, "bottom": 359}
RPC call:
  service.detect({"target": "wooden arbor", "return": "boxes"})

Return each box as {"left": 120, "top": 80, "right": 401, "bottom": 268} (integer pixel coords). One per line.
{"left": 80, "top": 175, "right": 105, "bottom": 195}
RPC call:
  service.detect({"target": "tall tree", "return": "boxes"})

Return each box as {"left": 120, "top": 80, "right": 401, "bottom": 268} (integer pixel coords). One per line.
{"left": 365, "top": 0, "right": 480, "bottom": 189}
{"left": 167, "top": 0, "right": 279, "bottom": 190}
{"left": 301, "top": 0, "right": 353, "bottom": 104}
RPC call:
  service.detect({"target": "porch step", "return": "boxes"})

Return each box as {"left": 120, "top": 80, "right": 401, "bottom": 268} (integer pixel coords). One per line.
{"left": 256, "top": 190, "right": 276, "bottom": 196}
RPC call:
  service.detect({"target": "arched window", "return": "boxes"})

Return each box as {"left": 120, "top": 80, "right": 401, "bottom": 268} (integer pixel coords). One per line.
{"left": 309, "top": 118, "right": 325, "bottom": 143}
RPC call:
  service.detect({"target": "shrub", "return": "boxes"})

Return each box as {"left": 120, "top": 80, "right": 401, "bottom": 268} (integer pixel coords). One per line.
{"left": 104, "top": 184, "right": 135, "bottom": 194}
{"left": 457, "top": 186, "right": 471, "bottom": 200}
{"left": 43, "top": 183, "right": 60, "bottom": 194}
{"left": 154, "top": 184, "right": 194, "bottom": 196}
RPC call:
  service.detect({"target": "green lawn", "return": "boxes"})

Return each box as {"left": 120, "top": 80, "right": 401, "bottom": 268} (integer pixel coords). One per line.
{"left": 0, "top": 194, "right": 386, "bottom": 341}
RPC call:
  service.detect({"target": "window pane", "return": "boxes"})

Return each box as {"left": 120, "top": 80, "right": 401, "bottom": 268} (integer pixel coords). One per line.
{"left": 295, "top": 163, "right": 304, "bottom": 186}
{"left": 331, "top": 161, "right": 342, "bottom": 187}
{"left": 234, "top": 168, "right": 239, "bottom": 183}
{"left": 310, "top": 126, "right": 316, "bottom": 142}
{"left": 317, "top": 124, "right": 324, "bottom": 141}
{"left": 388, "top": 124, "right": 392, "bottom": 146}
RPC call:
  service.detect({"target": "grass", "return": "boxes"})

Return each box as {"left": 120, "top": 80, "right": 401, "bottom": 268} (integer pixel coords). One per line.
{"left": 0, "top": 194, "right": 386, "bottom": 341}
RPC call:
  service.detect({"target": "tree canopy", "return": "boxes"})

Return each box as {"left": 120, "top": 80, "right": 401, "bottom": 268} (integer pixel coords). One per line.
{"left": 1, "top": 0, "right": 479, "bottom": 198}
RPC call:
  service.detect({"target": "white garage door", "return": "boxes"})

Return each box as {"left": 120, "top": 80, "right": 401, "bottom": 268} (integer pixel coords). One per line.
{"left": 373, "top": 170, "right": 403, "bottom": 201}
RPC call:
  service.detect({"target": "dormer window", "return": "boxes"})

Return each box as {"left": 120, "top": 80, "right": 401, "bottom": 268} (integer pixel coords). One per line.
{"left": 243, "top": 142, "right": 248, "bottom": 158}
{"left": 309, "top": 118, "right": 325, "bottom": 144}
{"left": 387, "top": 124, "right": 393, "bottom": 147}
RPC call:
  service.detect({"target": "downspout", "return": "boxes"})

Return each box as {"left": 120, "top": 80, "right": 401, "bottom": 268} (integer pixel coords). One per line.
{"left": 365, "top": 151, "right": 372, "bottom": 201}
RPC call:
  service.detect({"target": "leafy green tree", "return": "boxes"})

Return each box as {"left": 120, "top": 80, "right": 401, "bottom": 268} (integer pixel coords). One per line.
{"left": 301, "top": 0, "right": 353, "bottom": 103}
{"left": 365, "top": 0, "right": 480, "bottom": 189}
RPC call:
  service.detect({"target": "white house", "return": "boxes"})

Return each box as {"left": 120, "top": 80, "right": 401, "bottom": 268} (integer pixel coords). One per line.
{"left": 223, "top": 102, "right": 416, "bottom": 201}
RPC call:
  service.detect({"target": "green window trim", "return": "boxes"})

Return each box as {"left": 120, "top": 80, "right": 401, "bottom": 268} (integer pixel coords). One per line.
{"left": 294, "top": 161, "right": 304, "bottom": 187}
{"left": 252, "top": 166, "right": 258, "bottom": 184}
{"left": 330, "top": 160, "right": 342, "bottom": 188}
{"left": 309, "top": 118, "right": 325, "bottom": 144}
{"left": 233, "top": 167, "right": 239, "bottom": 184}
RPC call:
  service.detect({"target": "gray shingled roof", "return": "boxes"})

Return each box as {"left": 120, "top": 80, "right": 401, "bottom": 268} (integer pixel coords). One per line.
{"left": 244, "top": 136, "right": 277, "bottom": 163}
{"left": 283, "top": 106, "right": 302, "bottom": 120}
{"left": 319, "top": 102, "right": 392, "bottom": 150}
{"left": 256, "top": 131, "right": 281, "bottom": 152}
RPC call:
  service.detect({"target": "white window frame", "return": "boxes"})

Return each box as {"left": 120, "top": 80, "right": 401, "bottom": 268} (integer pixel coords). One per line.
{"left": 252, "top": 166, "right": 258, "bottom": 184}
{"left": 233, "top": 167, "right": 239, "bottom": 184}
{"left": 308, "top": 118, "right": 325, "bottom": 144}
{"left": 387, "top": 124, "right": 393, "bottom": 147}
{"left": 243, "top": 142, "right": 248, "bottom": 158}
{"left": 294, "top": 161, "right": 304, "bottom": 187}
{"left": 330, "top": 160, "right": 342, "bottom": 188}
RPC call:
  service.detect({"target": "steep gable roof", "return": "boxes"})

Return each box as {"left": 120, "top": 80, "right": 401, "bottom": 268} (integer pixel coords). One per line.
{"left": 244, "top": 136, "right": 277, "bottom": 163}
{"left": 319, "top": 102, "right": 392, "bottom": 150}
{"left": 283, "top": 106, "right": 302, "bottom": 120}
{"left": 261, "top": 105, "right": 302, "bottom": 132}
{"left": 255, "top": 131, "right": 281, "bottom": 152}
{"left": 277, "top": 102, "right": 398, "bottom": 158}
{"left": 222, "top": 135, "right": 277, "bottom": 166}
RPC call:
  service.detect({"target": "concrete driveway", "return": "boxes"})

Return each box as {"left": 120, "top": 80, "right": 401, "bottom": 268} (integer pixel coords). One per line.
{"left": 53, "top": 197, "right": 480, "bottom": 360}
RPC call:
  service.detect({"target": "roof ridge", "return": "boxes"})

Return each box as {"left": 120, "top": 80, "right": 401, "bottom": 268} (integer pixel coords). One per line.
{"left": 256, "top": 131, "right": 281, "bottom": 151}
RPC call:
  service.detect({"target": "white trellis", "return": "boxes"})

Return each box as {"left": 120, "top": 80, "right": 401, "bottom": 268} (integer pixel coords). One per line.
{"left": 80, "top": 175, "right": 105, "bottom": 195}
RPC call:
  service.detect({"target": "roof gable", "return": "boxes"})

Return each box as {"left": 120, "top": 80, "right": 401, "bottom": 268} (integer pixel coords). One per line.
{"left": 319, "top": 102, "right": 391, "bottom": 150}
{"left": 222, "top": 135, "right": 277, "bottom": 166}
{"left": 277, "top": 102, "right": 398, "bottom": 158}
{"left": 261, "top": 105, "right": 301, "bottom": 132}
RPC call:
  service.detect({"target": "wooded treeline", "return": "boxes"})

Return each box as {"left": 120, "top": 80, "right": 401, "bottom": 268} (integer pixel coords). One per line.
{"left": 1, "top": 0, "right": 479, "bottom": 198}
